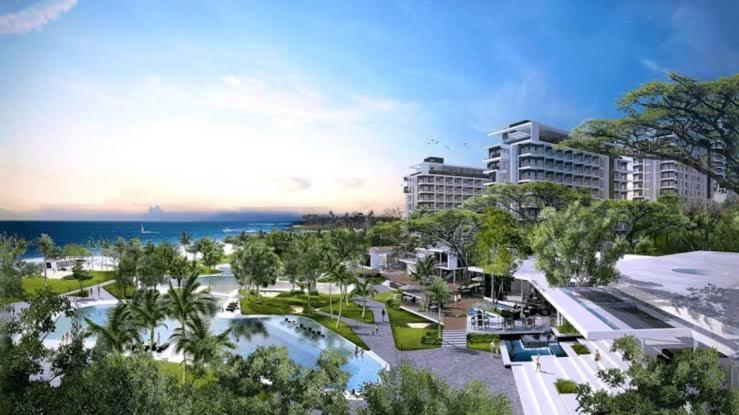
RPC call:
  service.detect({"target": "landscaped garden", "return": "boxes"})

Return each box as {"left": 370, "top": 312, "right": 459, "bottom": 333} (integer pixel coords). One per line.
{"left": 19, "top": 270, "right": 115, "bottom": 299}
{"left": 374, "top": 290, "right": 442, "bottom": 351}
{"left": 467, "top": 332, "right": 500, "bottom": 353}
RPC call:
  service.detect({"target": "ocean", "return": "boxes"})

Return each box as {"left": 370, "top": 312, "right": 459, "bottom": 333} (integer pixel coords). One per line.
{"left": 0, "top": 221, "right": 296, "bottom": 258}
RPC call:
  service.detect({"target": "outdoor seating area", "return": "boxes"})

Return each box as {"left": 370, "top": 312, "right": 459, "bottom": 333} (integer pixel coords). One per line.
{"left": 225, "top": 301, "right": 239, "bottom": 313}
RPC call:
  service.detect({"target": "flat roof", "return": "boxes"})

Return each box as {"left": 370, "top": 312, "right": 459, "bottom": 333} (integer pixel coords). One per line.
{"left": 614, "top": 251, "right": 739, "bottom": 334}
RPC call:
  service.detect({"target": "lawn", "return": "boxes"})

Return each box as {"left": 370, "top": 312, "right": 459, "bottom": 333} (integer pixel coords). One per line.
{"left": 104, "top": 283, "right": 136, "bottom": 300}
{"left": 467, "top": 333, "right": 500, "bottom": 353}
{"left": 239, "top": 291, "right": 369, "bottom": 349}
{"left": 374, "top": 290, "right": 442, "bottom": 351}
{"left": 20, "top": 271, "right": 116, "bottom": 299}
{"left": 197, "top": 263, "right": 222, "bottom": 275}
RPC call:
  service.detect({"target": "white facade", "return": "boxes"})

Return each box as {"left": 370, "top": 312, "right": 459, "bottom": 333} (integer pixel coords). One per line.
{"left": 399, "top": 245, "right": 465, "bottom": 282}
{"left": 403, "top": 157, "right": 489, "bottom": 216}
{"left": 632, "top": 158, "right": 709, "bottom": 202}
{"left": 484, "top": 120, "right": 630, "bottom": 200}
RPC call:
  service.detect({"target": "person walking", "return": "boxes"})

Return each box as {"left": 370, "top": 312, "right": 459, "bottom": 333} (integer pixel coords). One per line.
{"left": 535, "top": 354, "right": 541, "bottom": 372}
{"left": 381, "top": 308, "right": 386, "bottom": 322}
{"left": 594, "top": 349, "right": 601, "bottom": 366}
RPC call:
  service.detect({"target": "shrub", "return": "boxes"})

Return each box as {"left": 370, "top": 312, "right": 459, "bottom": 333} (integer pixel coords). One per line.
{"left": 557, "top": 320, "right": 580, "bottom": 335}
{"left": 555, "top": 378, "right": 578, "bottom": 394}
{"left": 467, "top": 333, "right": 499, "bottom": 343}
{"left": 386, "top": 294, "right": 401, "bottom": 309}
{"left": 421, "top": 331, "right": 442, "bottom": 345}
{"left": 571, "top": 343, "right": 590, "bottom": 355}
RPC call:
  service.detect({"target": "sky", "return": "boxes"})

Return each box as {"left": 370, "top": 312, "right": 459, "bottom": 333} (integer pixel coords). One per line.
{"left": 0, "top": 0, "right": 737, "bottom": 220}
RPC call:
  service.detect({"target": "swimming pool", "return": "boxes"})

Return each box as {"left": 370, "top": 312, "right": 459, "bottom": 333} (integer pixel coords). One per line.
{"left": 503, "top": 339, "right": 567, "bottom": 362}
{"left": 47, "top": 305, "right": 383, "bottom": 390}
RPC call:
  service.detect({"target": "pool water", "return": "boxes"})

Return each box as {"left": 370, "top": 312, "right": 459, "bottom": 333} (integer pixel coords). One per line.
{"left": 504, "top": 339, "right": 567, "bottom": 362}
{"left": 196, "top": 275, "right": 240, "bottom": 294}
{"left": 48, "top": 305, "right": 382, "bottom": 390}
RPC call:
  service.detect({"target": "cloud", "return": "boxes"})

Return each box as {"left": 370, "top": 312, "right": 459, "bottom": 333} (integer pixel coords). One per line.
{"left": 640, "top": 58, "right": 669, "bottom": 74}
{"left": 0, "top": 0, "right": 78, "bottom": 34}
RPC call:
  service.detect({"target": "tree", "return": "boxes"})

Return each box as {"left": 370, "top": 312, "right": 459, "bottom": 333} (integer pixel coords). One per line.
{"left": 71, "top": 259, "right": 91, "bottom": 294}
{"left": 179, "top": 232, "right": 192, "bottom": 259}
{"left": 409, "top": 209, "right": 481, "bottom": 281}
{"left": 295, "top": 235, "right": 326, "bottom": 309}
{"left": 85, "top": 303, "right": 141, "bottom": 353}
{"left": 577, "top": 335, "right": 735, "bottom": 415}
{"left": 326, "top": 262, "right": 356, "bottom": 328}
{"left": 352, "top": 278, "right": 378, "bottom": 319}
{"left": 171, "top": 315, "right": 235, "bottom": 372}
{"left": 532, "top": 202, "right": 628, "bottom": 287}
{"left": 36, "top": 233, "right": 58, "bottom": 283}
{"left": 475, "top": 208, "right": 528, "bottom": 299}
{"left": 169, "top": 254, "right": 192, "bottom": 288}
{"left": 567, "top": 72, "right": 739, "bottom": 194}
{"left": 164, "top": 274, "right": 216, "bottom": 382}
{"left": 607, "top": 196, "right": 687, "bottom": 252}
{"left": 196, "top": 237, "right": 224, "bottom": 272}
{"left": 467, "top": 181, "right": 591, "bottom": 225}
{"left": 0, "top": 234, "right": 35, "bottom": 305}
{"left": 360, "top": 360, "right": 512, "bottom": 415}
{"left": 230, "top": 239, "right": 283, "bottom": 301}
{"left": 426, "top": 277, "right": 450, "bottom": 338}
{"left": 131, "top": 288, "right": 168, "bottom": 351}
{"left": 410, "top": 255, "right": 437, "bottom": 288}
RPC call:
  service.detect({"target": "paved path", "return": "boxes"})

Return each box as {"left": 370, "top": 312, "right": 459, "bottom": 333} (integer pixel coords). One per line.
{"left": 326, "top": 292, "right": 523, "bottom": 415}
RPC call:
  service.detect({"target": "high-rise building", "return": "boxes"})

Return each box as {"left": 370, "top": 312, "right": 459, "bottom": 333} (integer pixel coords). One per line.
{"left": 403, "top": 157, "right": 489, "bottom": 216}
{"left": 632, "top": 158, "right": 709, "bottom": 202}
{"left": 484, "top": 120, "right": 629, "bottom": 199}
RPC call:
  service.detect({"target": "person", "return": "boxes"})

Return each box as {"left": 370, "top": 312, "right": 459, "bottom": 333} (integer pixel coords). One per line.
{"left": 381, "top": 308, "right": 386, "bottom": 322}
{"left": 97, "top": 286, "right": 100, "bottom": 297}
{"left": 374, "top": 324, "right": 379, "bottom": 335}
{"left": 594, "top": 349, "right": 601, "bottom": 365}
{"left": 535, "top": 354, "right": 541, "bottom": 372}
{"left": 490, "top": 340, "right": 496, "bottom": 356}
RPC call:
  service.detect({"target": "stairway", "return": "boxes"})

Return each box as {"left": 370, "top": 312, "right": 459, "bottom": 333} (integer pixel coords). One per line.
{"left": 442, "top": 330, "right": 467, "bottom": 348}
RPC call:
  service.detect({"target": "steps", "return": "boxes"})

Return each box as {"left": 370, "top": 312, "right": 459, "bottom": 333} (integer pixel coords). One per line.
{"left": 442, "top": 330, "right": 467, "bottom": 348}
{"left": 512, "top": 359, "right": 568, "bottom": 415}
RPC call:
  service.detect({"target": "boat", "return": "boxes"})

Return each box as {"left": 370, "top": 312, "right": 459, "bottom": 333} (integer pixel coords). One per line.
{"left": 140, "top": 225, "right": 157, "bottom": 234}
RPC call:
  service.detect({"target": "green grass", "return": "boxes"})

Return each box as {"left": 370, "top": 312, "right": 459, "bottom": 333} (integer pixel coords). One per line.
{"left": 467, "top": 333, "right": 499, "bottom": 353}
{"left": 374, "top": 290, "right": 442, "bottom": 351}
{"left": 239, "top": 291, "right": 369, "bottom": 349}
{"left": 571, "top": 343, "right": 590, "bottom": 355}
{"left": 103, "top": 283, "right": 136, "bottom": 300}
{"left": 554, "top": 378, "right": 578, "bottom": 394}
{"left": 20, "top": 271, "right": 115, "bottom": 299}
{"left": 197, "top": 264, "right": 221, "bottom": 275}
{"left": 318, "top": 300, "right": 374, "bottom": 324}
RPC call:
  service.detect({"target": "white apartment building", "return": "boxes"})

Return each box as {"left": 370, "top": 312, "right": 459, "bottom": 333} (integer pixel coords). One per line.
{"left": 484, "top": 120, "right": 630, "bottom": 200}
{"left": 632, "top": 158, "right": 709, "bottom": 202}
{"left": 403, "top": 157, "right": 489, "bottom": 216}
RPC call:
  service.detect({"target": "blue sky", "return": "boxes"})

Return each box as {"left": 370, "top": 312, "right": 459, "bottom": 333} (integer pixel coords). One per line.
{"left": 0, "top": 0, "right": 737, "bottom": 219}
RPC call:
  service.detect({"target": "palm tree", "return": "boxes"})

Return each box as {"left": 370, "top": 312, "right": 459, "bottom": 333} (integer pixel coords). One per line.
{"left": 171, "top": 315, "right": 235, "bottom": 379}
{"left": 324, "top": 258, "right": 344, "bottom": 318}
{"left": 329, "top": 263, "right": 356, "bottom": 328}
{"left": 351, "top": 278, "right": 378, "bottom": 319}
{"left": 410, "top": 255, "right": 436, "bottom": 288}
{"left": 36, "top": 233, "right": 56, "bottom": 285}
{"left": 164, "top": 274, "right": 216, "bottom": 382}
{"left": 131, "top": 288, "right": 168, "bottom": 351}
{"left": 426, "top": 277, "right": 451, "bottom": 338}
{"left": 179, "top": 232, "right": 191, "bottom": 259}
{"left": 85, "top": 303, "right": 141, "bottom": 353}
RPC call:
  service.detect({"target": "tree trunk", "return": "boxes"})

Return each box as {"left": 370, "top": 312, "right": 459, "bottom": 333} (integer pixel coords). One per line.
{"left": 438, "top": 307, "right": 442, "bottom": 338}
{"left": 328, "top": 284, "right": 334, "bottom": 317}
{"left": 150, "top": 326, "right": 155, "bottom": 350}
{"left": 362, "top": 296, "right": 366, "bottom": 318}
{"left": 336, "top": 287, "right": 343, "bottom": 328}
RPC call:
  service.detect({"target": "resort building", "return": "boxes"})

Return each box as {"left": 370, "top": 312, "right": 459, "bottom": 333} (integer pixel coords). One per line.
{"left": 632, "top": 158, "right": 710, "bottom": 202}
{"left": 399, "top": 245, "right": 466, "bottom": 283}
{"left": 467, "top": 251, "right": 738, "bottom": 414}
{"left": 483, "top": 120, "right": 630, "bottom": 200}
{"left": 403, "top": 156, "right": 489, "bottom": 216}
{"left": 362, "top": 246, "right": 399, "bottom": 271}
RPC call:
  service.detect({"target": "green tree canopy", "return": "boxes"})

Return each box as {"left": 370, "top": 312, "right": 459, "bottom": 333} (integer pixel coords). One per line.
{"left": 230, "top": 239, "right": 283, "bottom": 298}
{"left": 408, "top": 209, "right": 482, "bottom": 268}
{"left": 532, "top": 201, "right": 628, "bottom": 286}
{"left": 567, "top": 72, "right": 739, "bottom": 194}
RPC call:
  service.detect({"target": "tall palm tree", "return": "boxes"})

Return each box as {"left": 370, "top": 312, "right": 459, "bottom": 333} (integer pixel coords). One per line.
{"left": 164, "top": 274, "right": 216, "bottom": 382}
{"left": 324, "top": 258, "right": 344, "bottom": 318}
{"left": 179, "top": 232, "right": 191, "bottom": 259}
{"left": 85, "top": 303, "right": 141, "bottom": 353}
{"left": 351, "top": 278, "right": 378, "bottom": 319}
{"left": 171, "top": 315, "right": 235, "bottom": 379}
{"left": 36, "top": 233, "right": 56, "bottom": 285}
{"left": 329, "top": 263, "right": 356, "bottom": 328}
{"left": 410, "top": 255, "right": 436, "bottom": 288}
{"left": 131, "top": 288, "right": 168, "bottom": 351}
{"left": 426, "top": 277, "right": 451, "bottom": 338}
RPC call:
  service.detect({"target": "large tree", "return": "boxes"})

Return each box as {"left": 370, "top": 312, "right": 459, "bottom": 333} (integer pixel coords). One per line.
{"left": 0, "top": 234, "right": 35, "bottom": 305}
{"left": 426, "top": 277, "right": 450, "bottom": 338}
{"left": 474, "top": 208, "right": 529, "bottom": 299}
{"left": 466, "top": 181, "right": 591, "bottom": 225}
{"left": 230, "top": 239, "right": 283, "bottom": 300}
{"left": 409, "top": 208, "right": 482, "bottom": 272}
{"left": 577, "top": 336, "right": 737, "bottom": 415}
{"left": 532, "top": 201, "right": 628, "bottom": 287}
{"left": 567, "top": 72, "right": 739, "bottom": 194}
{"left": 85, "top": 303, "right": 141, "bottom": 353}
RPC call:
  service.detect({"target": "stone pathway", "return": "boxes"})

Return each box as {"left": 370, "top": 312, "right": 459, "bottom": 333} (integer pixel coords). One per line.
{"left": 325, "top": 292, "right": 523, "bottom": 415}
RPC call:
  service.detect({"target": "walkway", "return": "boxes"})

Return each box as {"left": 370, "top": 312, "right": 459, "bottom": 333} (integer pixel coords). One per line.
{"left": 330, "top": 292, "right": 523, "bottom": 415}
